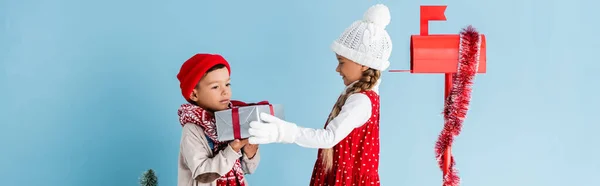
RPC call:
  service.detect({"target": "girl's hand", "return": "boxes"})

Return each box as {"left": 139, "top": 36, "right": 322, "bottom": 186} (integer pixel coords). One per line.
{"left": 242, "top": 143, "right": 259, "bottom": 159}
{"left": 248, "top": 113, "right": 298, "bottom": 144}
{"left": 229, "top": 139, "right": 249, "bottom": 153}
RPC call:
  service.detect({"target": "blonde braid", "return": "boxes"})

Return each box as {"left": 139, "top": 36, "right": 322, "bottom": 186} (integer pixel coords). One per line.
{"left": 320, "top": 68, "right": 381, "bottom": 173}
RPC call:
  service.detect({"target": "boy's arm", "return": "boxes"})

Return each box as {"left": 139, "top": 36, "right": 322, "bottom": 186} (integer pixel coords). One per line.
{"left": 241, "top": 148, "right": 261, "bottom": 174}
{"left": 181, "top": 124, "right": 242, "bottom": 183}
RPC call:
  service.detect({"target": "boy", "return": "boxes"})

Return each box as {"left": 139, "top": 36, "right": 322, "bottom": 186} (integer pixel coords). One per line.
{"left": 176, "top": 53, "right": 260, "bottom": 186}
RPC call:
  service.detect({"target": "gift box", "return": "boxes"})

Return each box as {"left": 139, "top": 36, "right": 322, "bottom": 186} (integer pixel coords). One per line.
{"left": 214, "top": 101, "right": 285, "bottom": 141}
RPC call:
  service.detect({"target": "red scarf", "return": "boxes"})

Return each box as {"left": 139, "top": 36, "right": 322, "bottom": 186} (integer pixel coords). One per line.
{"left": 178, "top": 103, "right": 246, "bottom": 186}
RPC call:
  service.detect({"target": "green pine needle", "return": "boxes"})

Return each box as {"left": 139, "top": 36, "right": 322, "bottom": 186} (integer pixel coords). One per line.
{"left": 140, "top": 169, "right": 158, "bottom": 186}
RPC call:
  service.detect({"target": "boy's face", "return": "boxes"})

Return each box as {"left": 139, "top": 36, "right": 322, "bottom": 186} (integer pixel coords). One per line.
{"left": 189, "top": 67, "right": 232, "bottom": 112}
{"left": 335, "top": 54, "right": 368, "bottom": 86}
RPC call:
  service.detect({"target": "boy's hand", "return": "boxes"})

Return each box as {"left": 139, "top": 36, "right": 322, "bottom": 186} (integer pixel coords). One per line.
{"left": 242, "top": 142, "right": 259, "bottom": 159}
{"left": 229, "top": 139, "right": 249, "bottom": 153}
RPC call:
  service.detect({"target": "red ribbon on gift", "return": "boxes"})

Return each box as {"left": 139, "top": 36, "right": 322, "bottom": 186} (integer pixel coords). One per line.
{"left": 230, "top": 100, "right": 274, "bottom": 139}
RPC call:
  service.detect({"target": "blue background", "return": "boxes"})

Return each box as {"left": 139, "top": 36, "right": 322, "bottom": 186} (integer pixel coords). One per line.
{"left": 1, "top": 0, "right": 599, "bottom": 185}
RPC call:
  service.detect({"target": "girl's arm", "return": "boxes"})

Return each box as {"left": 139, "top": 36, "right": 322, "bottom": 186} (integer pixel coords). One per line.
{"left": 241, "top": 149, "right": 261, "bottom": 174}
{"left": 180, "top": 124, "right": 242, "bottom": 183}
{"left": 249, "top": 93, "right": 372, "bottom": 148}
{"left": 294, "top": 93, "right": 372, "bottom": 148}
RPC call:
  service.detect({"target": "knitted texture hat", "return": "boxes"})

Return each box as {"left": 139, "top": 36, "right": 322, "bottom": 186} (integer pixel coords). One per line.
{"left": 331, "top": 4, "right": 393, "bottom": 71}
{"left": 177, "top": 53, "right": 231, "bottom": 101}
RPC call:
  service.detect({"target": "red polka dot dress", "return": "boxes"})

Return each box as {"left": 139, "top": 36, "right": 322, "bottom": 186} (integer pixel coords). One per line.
{"left": 310, "top": 90, "right": 381, "bottom": 186}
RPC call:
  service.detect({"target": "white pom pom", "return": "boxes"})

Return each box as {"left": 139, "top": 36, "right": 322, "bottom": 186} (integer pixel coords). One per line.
{"left": 363, "top": 4, "right": 391, "bottom": 28}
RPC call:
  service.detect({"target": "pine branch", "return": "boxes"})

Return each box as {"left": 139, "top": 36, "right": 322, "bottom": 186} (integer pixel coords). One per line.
{"left": 140, "top": 169, "right": 158, "bottom": 186}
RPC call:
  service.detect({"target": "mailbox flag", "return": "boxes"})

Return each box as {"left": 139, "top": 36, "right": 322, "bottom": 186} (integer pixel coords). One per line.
{"left": 420, "top": 6, "right": 447, "bottom": 35}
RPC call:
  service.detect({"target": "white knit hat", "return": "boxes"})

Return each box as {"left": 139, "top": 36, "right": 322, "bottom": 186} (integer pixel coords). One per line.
{"left": 331, "top": 4, "right": 393, "bottom": 71}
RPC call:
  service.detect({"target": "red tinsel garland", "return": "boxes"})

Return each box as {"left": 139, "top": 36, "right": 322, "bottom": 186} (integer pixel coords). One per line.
{"left": 435, "top": 25, "right": 482, "bottom": 186}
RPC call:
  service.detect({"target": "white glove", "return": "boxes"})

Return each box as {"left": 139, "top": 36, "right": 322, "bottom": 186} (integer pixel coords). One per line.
{"left": 248, "top": 112, "right": 298, "bottom": 144}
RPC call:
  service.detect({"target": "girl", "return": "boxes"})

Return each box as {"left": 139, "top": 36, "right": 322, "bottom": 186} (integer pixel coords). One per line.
{"left": 176, "top": 53, "right": 260, "bottom": 186}
{"left": 248, "top": 4, "right": 392, "bottom": 186}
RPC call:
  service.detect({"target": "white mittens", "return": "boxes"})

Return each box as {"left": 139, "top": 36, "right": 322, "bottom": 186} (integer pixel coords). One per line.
{"left": 248, "top": 112, "right": 298, "bottom": 144}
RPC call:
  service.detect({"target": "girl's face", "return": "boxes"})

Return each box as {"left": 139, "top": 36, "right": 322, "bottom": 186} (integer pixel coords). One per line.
{"left": 189, "top": 67, "right": 232, "bottom": 112}
{"left": 335, "top": 54, "right": 368, "bottom": 86}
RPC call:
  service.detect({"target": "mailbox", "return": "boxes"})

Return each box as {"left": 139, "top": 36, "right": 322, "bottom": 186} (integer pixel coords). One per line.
{"left": 411, "top": 34, "right": 486, "bottom": 73}
{"left": 389, "top": 5, "right": 487, "bottom": 74}
{"left": 390, "top": 5, "right": 487, "bottom": 186}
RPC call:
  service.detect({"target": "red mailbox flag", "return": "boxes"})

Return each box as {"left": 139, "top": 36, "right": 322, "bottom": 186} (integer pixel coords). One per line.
{"left": 390, "top": 5, "right": 487, "bottom": 186}
{"left": 420, "top": 6, "right": 447, "bottom": 36}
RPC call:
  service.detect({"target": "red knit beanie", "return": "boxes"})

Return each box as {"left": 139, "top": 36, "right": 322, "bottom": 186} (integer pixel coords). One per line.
{"left": 177, "top": 53, "right": 231, "bottom": 101}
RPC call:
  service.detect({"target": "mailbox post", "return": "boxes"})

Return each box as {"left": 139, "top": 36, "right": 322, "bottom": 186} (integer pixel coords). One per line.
{"left": 390, "top": 5, "right": 486, "bottom": 186}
